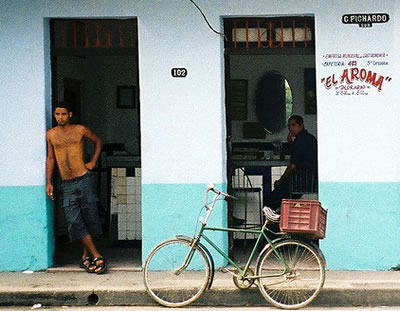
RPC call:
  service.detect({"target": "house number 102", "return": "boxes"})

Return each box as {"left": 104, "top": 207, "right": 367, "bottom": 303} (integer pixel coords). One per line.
{"left": 171, "top": 68, "right": 187, "bottom": 78}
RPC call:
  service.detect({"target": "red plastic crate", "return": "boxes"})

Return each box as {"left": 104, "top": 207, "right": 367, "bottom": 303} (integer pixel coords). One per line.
{"left": 280, "top": 199, "right": 327, "bottom": 239}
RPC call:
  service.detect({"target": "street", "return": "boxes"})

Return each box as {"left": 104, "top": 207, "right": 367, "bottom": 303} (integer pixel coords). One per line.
{"left": 0, "top": 307, "right": 399, "bottom": 311}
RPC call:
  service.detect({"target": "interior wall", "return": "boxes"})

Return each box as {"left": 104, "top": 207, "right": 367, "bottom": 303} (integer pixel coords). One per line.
{"left": 229, "top": 54, "right": 317, "bottom": 141}
{"left": 57, "top": 55, "right": 139, "bottom": 154}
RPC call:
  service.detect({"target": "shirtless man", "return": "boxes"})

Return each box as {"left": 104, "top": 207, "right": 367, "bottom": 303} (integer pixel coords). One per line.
{"left": 46, "top": 101, "right": 106, "bottom": 274}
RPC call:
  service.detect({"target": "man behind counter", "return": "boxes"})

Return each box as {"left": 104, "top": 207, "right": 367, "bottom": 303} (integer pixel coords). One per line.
{"left": 266, "top": 115, "right": 317, "bottom": 211}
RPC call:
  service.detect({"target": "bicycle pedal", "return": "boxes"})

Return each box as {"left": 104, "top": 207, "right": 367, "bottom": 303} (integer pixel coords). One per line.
{"left": 217, "top": 266, "right": 229, "bottom": 273}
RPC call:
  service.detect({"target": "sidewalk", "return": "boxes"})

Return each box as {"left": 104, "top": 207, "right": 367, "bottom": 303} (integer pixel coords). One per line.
{"left": 1, "top": 269, "right": 400, "bottom": 307}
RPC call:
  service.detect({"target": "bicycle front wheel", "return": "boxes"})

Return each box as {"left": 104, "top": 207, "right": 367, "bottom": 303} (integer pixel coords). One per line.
{"left": 143, "top": 238, "right": 210, "bottom": 307}
{"left": 256, "top": 239, "right": 325, "bottom": 309}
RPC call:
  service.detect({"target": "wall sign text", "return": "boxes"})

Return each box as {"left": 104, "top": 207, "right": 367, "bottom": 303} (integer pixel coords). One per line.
{"left": 171, "top": 68, "right": 188, "bottom": 78}
{"left": 321, "top": 49, "right": 392, "bottom": 96}
{"left": 342, "top": 13, "right": 389, "bottom": 28}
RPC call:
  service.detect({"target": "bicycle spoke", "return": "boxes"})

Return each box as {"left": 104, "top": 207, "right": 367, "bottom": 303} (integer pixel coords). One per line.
{"left": 143, "top": 239, "right": 210, "bottom": 307}
{"left": 256, "top": 240, "right": 325, "bottom": 309}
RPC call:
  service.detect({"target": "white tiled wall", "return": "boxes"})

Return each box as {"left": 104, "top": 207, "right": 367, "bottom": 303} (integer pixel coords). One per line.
{"left": 271, "top": 166, "right": 287, "bottom": 191}
{"left": 232, "top": 167, "right": 286, "bottom": 239}
{"left": 232, "top": 168, "right": 263, "bottom": 239}
{"left": 110, "top": 167, "right": 142, "bottom": 240}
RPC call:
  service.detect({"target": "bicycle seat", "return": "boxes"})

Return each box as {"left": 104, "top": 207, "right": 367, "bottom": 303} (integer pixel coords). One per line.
{"left": 263, "top": 206, "right": 280, "bottom": 223}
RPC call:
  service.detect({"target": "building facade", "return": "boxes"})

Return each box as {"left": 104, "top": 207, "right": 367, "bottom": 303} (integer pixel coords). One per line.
{"left": 0, "top": 0, "right": 399, "bottom": 271}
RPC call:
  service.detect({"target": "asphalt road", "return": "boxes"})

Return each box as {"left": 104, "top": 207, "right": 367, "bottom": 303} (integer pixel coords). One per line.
{"left": 0, "top": 307, "right": 399, "bottom": 311}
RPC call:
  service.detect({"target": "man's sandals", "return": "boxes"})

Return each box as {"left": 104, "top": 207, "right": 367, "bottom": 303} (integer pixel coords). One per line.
{"left": 91, "top": 257, "right": 107, "bottom": 274}
{"left": 81, "top": 256, "right": 107, "bottom": 274}
{"left": 80, "top": 257, "right": 96, "bottom": 273}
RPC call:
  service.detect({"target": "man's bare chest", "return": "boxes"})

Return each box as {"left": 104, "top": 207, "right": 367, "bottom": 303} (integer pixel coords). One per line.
{"left": 51, "top": 131, "right": 83, "bottom": 149}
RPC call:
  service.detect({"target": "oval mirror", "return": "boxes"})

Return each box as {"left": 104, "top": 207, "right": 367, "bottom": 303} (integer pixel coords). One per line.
{"left": 255, "top": 71, "right": 293, "bottom": 133}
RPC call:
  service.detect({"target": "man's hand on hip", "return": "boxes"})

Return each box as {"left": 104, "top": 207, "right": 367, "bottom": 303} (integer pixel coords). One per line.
{"left": 85, "top": 161, "right": 96, "bottom": 171}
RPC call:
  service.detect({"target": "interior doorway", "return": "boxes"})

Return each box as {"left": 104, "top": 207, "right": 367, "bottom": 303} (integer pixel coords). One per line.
{"left": 49, "top": 18, "right": 142, "bottom": 270}
{"left": 223, "top": 16, "right": 318, "bottom": 259}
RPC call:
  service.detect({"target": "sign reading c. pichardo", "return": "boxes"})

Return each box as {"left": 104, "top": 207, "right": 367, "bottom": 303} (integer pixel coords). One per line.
{"left": 342, "top": 13, "right": 389, "bottom": 28}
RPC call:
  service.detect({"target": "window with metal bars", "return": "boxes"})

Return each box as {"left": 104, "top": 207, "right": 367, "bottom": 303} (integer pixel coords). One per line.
{"left": 224, "top": 17, "right": 315, "bottom": 51}
{"left": 51, "top": 19, "right": 137, "bottom": 50}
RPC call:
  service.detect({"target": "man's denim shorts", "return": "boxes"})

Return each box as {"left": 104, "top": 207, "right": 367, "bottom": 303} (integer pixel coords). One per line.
{"left": 61, "top": 172, "right": 102, "bottom": 241}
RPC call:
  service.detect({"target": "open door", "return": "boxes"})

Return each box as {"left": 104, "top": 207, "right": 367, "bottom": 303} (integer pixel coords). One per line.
{"left": 224, "top": 16, "right": 318, "bottom": 258}
{"left": 50, "top": 18, "right": 142, "bottom": 269}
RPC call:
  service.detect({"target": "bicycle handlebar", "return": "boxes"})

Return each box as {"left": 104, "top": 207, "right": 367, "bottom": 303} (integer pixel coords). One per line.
{"left": 201, "top": 184, "right": 237, "bottom": 225}
{"left": 206, "top": 183, "right": 237, "bottom": 203}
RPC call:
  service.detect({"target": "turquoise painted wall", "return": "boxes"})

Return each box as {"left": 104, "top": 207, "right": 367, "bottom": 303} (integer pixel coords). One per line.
{"left": 0, "top": 186, "right": 54, "bottom": 271}
{"left": 142, "top": 183, "right": 228, "bottom": 267}
{"left": 320, "top": 182, "right": 400, "bottom": 270}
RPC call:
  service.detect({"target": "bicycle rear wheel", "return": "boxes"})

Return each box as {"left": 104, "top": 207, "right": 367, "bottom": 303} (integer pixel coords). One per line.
{"left": 256, "top": 239, "right": 325, "bottom": 309}
{"left": 143, "top": 238, "right": 210, "bottom": 307}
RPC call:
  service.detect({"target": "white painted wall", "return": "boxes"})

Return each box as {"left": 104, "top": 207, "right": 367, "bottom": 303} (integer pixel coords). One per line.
{"left": 316, "top": 0, "right": 400, "bottom": 183}
{"left": 138, "top": 1, "right": 226, "bottom": 184}
{"left": 0, "top": 0, "right": 399, "bottom": 186}
{"left": 0, "top": 5, "right": 48, "bottom": 186}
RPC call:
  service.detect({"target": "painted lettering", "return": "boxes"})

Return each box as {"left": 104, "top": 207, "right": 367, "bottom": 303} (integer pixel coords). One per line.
{"left": 322, "top": 67, "right": 392, "bottom": 92}
{"left": 340, "top": 69, "right": 351, "bottom": 84}
{"left": 321, "top": 74, "right": 338, "bottom": 89}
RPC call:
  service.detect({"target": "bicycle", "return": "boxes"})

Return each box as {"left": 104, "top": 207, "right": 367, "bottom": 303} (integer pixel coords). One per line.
{"left": 143, "top": 184, "right": 326, "bottom": 309}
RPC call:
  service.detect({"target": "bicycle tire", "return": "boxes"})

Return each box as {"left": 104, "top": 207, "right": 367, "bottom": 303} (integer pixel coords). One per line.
{"left": 256, "top": 239, "right": 325, "bottom": 309}
{"left": 143, "top": 238, "right": 210, "bottom": 307}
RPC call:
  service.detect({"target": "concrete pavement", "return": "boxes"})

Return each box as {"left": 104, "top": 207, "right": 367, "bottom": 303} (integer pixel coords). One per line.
{"left": 1, "top": 270, "right": 400, "bottom": 307}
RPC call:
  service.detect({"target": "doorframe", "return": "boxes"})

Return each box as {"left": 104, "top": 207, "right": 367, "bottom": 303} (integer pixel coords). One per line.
{"left": 48, "top": 17, "right": 143, "bottom": 267}
{"left": 223, "top": 15, "right": 318, "bottom": 255}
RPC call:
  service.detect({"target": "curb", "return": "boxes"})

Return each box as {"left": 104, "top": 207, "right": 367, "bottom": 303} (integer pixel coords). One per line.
{"left": 2, "top": 287, "right": 400, "bottom": 307}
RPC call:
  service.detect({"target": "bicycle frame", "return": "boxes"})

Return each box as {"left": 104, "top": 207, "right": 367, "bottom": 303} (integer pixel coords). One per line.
{"left": 144, "top": 185, "right": 326, "bottom": 309}
{"left": 179, "top": 186, "right": 290, "bottom": 280}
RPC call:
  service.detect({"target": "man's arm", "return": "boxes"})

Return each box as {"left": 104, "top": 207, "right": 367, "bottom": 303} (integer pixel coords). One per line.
{"left": 82, "top": 126, "right": 102, "bottom": 171}
{"left": 46, "top": 132, "right": 55, "bottom": 200}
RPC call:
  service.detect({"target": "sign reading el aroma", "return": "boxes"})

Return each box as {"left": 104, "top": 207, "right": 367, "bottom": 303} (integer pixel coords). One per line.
{"left": 321, "top": 67, "right": 392, "bottom": 96}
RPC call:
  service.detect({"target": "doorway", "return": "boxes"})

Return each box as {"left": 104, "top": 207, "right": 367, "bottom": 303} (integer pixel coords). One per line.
{"left": 49, "top": 18, "right": 142, "bottom": 270}
{"left": 223, "top": 16, "right": 318, "bottom": 258}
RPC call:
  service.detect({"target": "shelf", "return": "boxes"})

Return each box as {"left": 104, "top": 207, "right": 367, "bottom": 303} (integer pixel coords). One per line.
{"left": 105, "top": 155, "right": 141, "bottom": 168}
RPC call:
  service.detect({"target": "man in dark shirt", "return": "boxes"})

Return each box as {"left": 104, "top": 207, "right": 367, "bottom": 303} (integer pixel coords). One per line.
{"left": 266, "top": 115, "right": 317, "bottom": 210}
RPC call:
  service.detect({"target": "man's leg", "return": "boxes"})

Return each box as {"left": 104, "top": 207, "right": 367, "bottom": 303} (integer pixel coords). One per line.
{"left": 265, "top": 180, "right": 290, "bottom": 211}
{"left": 80, "top": 173, "right": 106, "bottom": 273}
{"left": 81, "top": 234, "right": 102, "bottom": 258}
{"left": 81, "top": 234, "right": 104, "bottom": 273}
{"left": 82, "top": 247, "right": 89, "bottom": 259}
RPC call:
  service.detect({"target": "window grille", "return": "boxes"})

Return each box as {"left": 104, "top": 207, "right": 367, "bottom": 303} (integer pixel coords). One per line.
{"left": 52, "top": 19, "right": 137, "bottom": 50}
{"left": 224, "top": 17, "right": 315, "bottom": 51}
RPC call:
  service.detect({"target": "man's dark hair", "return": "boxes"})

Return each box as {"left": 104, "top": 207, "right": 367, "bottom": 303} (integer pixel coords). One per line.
{"left": 54, "top": 101, "right": 73, "bottom": 113}
{"left": 288, "top": 115, "right": 304, "bottom": 126}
